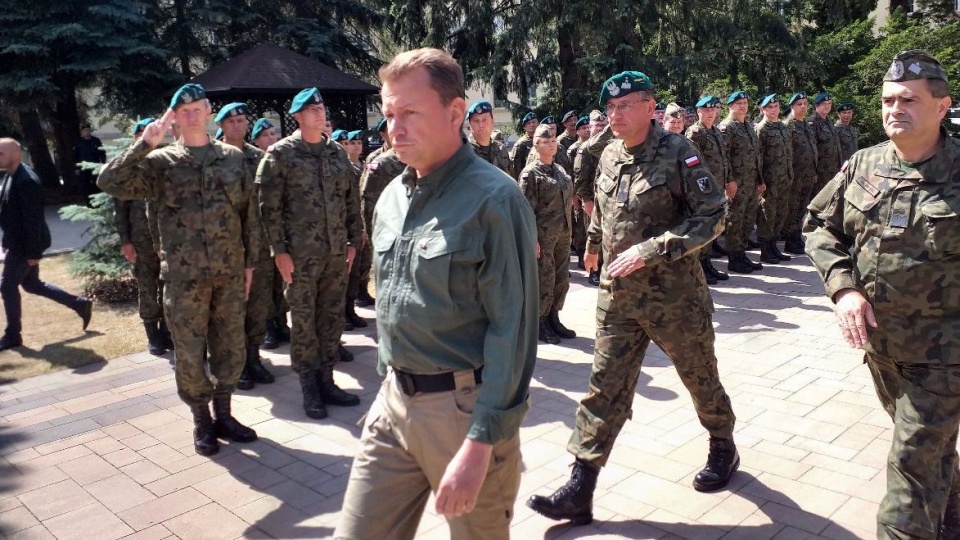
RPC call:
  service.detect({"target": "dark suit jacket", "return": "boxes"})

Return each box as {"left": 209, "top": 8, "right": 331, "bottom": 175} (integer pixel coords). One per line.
{"left": 0, "top": 164, "right": 51, "bottom": 259}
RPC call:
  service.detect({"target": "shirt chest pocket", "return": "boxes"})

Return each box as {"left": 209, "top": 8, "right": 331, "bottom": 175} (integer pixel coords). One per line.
{"left": 213, "top": 171, "right": 244, "bottom": 211}
{"left": 843, "top": 178, "right": 882, "bottom": 243}
{"left": 920, "top": 198, "right": 960, "bottom": 259}
{"left": 162, "top": 165, "right": 197, "bottom": 209}
{"left": 412, "top": 233, "right": 479, "bottom": 310}
{"left": 628, "top": 172, "right": 675, "bottom": 220}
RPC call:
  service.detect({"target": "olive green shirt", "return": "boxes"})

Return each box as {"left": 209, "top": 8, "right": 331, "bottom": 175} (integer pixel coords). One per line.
{"left": 372, "top": 143, "right": 539, "bottom": 444}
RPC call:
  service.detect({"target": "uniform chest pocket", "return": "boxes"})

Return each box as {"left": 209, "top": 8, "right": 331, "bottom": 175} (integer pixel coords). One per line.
{"left": 844, "top": 178, "right": 882, "bottom": 215}
{"left": 215, "top": 174, "right": 244, "bottom": 211}
{"left": 920, "top": 199, "right": 960, "bottom": 258}
{"left": 162, "top": 166, "right": 197, "bottom": 208}
{"left": 628, "top": 173, "right": 675, "bottom": 219}
{"left": 596, "top": 172, "right": 617, "bottom": 197}
{"left": 412, "top": 233, "right": 478, "bottom": 309}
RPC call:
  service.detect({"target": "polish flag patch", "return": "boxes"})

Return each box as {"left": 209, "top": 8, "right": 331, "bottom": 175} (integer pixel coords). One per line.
{"left": 684, "top": 156, "right": 701, "bottom": 168}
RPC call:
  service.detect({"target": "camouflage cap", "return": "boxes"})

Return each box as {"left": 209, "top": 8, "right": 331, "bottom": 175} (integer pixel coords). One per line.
{"left": 786, "top": 92, "right": 807, "bottom": 106}
{"left": 169, "top": 83, "right": 206, "bottom": 110}
{"left": 347, "top": 130, "right": 363, "bottom": 141}
{"left": 520, "top": 111, "right": 538, "bottom": 126}
{"left": 561, "top": 110, "right": 578, "bottom": 124}
{"left": 214, "top": 102, "right": 248, "bottom": 124}
{"left": 759, "top": 94, "right": 779, "bottom": 108}
{"left": 588, "top": 109, "right": 606, "bottom": 121}
{"left": 598, "top": 71, "right": 654, "bottom": 107}
{"left": 131, "top": 117, "right": 155, "bottom": 136}
{"left": 214, "top": 127, "right": 223, "bottom": 140}
{"left": 884, "top": 50, "right": 948, "bottom": 83}
{"left": 331, "top": 129, "right": 348, "bottom": 141}
{"left": 533, "top": 123, "right": 555, "bottom": 138}
{"left": 289, "top": 87, "right": 324, "bottom": 114}
{"left": 837, "top": 102, "right": 855, "bottom": 112}
{"left": 466, "top": 100, "right": 494, "bottom": 119}
{"left": 812, "top": 92, "right": 832, "bottom": 105}
{"left": 376, "top": 117, "right": 387, "bottom": 132}
{"left": 250, "top": 118, "right": 274, "bottom": 140}
{"left": 665, "top": 102, "right": 684, "bottom": 118}
{"left": 576, "top": 115, "right": 589, "bottom": 128}
{"left": 540, "top": 115, "right": 556, "bottom": 125}
{"left": 727, "top": 90, "right": 749, "bottom": 105}
{"left": 695, "top": 95, "right": 721, "bottom": 109}
{"left": 655, "top": 101, "right": 666, "bottom": 111}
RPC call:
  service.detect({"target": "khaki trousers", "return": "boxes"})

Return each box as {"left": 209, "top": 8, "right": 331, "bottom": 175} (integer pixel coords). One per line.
{"left": 335, "top": 371, "right": 522, "bottom": 540}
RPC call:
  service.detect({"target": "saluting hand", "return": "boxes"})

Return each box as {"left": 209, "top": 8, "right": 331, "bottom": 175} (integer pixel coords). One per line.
{"left": 141, "top": 109, "right": 175, "bottom": 149}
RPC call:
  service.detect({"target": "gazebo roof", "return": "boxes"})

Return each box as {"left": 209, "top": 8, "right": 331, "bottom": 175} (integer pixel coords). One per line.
{"left": 191, "top": 42, "right": 379, "bottom": 97}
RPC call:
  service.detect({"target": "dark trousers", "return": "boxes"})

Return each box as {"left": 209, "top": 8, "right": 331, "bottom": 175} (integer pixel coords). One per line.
{"left": 1, "top": 252, "right": 83, "bottom": 337}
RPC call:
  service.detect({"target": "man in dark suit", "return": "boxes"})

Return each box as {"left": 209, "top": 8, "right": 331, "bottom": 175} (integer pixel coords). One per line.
{"left": 0, "top": 138, "right": 93, "bottom": 351}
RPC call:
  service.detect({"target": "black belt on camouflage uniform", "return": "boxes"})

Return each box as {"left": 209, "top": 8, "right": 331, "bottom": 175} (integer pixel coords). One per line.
{"left": 394, "top": 367, "right": 483, "bottom": 396}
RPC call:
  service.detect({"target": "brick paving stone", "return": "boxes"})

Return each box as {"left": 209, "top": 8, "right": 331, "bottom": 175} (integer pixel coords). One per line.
{"left": 163, "top": 502, "right": 250, "bottom": 540}
{"left": 6, "top": 524, "right": 56, "bottom": 540}
{"left": 0, "top": 505, "right": 40, "bottom": 534}
{"left": 117, "top": 487, "right": 211, "bottom": 531}
{"left": 86, "top": 473, "right": 157, "bottom": 513}
{"left": 17, "top": 479, "right": 95, "bottom": 520}
{"left": 43, "top": 502, "right": 134, "bottom": 540}
{"left": 57, "top": 453, "right": 119, "bottom": 486}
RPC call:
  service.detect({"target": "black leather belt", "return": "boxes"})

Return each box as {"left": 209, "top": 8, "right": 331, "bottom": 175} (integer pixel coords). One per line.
{"left": 394, "top": 367, "right": 483, "bottom": 396}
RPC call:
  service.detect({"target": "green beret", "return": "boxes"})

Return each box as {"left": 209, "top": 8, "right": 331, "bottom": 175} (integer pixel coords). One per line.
{"left": 812, "top": 92, "right": 831, "bottom": 105}
{"left": 169, "top": 83, "right": 206, "bottom": 110}
{"left": 665, "top": 102, "right": 684, "bottom": 118}
{"left": 533, "top": 124, "right": 554, "bottom": 138}
{"left": 561, "top": 110, "right": 577, "bottom": 124}
{"left": 684, "top": 106, "right": 696, "bottom": 114}
{"left": 837, "top": 103, "right": 855, "bottom": 112}
{"left": 786, "top": 92, "right": 807, "bottom": 106}
{"left": 331, "top": 129, "right": 348, "bottom": 141}
{"left": 588, "top": 110, "right": 606, "bottom": 122}
{"left": 131, "top": 118, "right": 155, "bottom": 136}
{"left": 599, "top": 71, "right": 654, "bottom": 107}
{"left": 884, "top": 50, "right": 948, "bottom": 83}
{"left": 347, "top": 130, "right": 362, "bottom": 141}
{"left": 290, "top": 87, "right": 324, "bottom": 114}
{"left": 214, "top": 102, "right": 248, "bottom": 124}
{"left": 520, "top": 112, "right": 538, "bottom": 126}
{"left": 576, "top": 115, "right": 589, "bottom": 128}
{"left": 726, "top": 91, "right": 748, "bottom": 105}
{"left": 251, "top": 118, "right": 273, "bottom": 140}
{"left": 376, "top": 117, "right": 387, "bottom": 132}
{"left": 655, "top": 101, "right": 666, "bottom": 111}
{"left": 466, "top": 100, "right": 494, "bottom": 119}
{"left": 695, "top": 96, "right": 720, "bottom": 108}
{"left": 760, "top": 94, "right": 779, "bottom": 108}
{"left": 540, "top": 115, "right": 556, "bottom": 125}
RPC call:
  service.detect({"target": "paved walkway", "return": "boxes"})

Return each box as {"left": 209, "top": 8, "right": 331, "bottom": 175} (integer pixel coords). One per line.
{"left": 0, "top": 255, "right": 891, "bottom": 539}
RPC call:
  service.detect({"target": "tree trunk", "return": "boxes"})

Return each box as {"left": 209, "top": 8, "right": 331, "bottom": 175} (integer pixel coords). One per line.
{"left": 174, "top": 0, "right": 193, "bottom": 78}
{"left": 44, "top": 80, "right": 82, "bottom": 194}
{"left": 16, "top": 109, "right": 61, "bottom": 191}
{"left": 557, "top": 16, "right": 582, "bottom": 109}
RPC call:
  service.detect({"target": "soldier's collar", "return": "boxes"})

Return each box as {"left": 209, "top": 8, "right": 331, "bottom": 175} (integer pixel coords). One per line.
{"left": 880, "top": 128, "right": 952, "bottom": 182}
{"left": 407, "top": 142, "right": 473, "bottom": 195}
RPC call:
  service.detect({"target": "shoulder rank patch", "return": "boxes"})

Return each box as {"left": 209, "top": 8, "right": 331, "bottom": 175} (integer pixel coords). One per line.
{"left": 696, "top": 177, "right": 712, "bottom": 193}
{"left": 684, "top": 155, "right": 701, "bottom": 168}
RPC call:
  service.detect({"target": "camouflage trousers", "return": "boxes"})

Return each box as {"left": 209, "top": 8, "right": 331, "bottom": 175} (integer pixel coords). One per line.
{"left": 287, "top": 255, "right": 348, "bottom": 374}
{"left": 346, "top": 239, "right": 373, "bottom": 303}
{"left": 726, "top": 177, "right": 761, "bottom": 253}
{"left": 571, "top": 204, "right": 587, "bottom": 255}
{"left": 780, "top": 173, "right": 816, "bottom": 238}
{"left": 245, "top": 256, "right": 275, "bottom": 347}
{"left": 867, "top": 352, "right": 960, "bottom": 540}
{"left": 757, "top": 175, "right": 793, "bottom": 243}
{"left": 166, "top": 276, "right": 246, "bottom": 407}
{"left": 271, "top": 267, "right": 288, "bottom": 319}
{"left": 132, "top": 239, "right": 163, "bottom": 323}
{"left": 538, "top": 230, "right": 571, "bottom": 316}
{"left": 568, "top": 286, "right": 736, "bottom": 467}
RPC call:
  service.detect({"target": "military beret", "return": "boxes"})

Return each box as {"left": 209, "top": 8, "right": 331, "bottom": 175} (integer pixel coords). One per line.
{"left": 589, "top": 110, "right": 606, "bottom": 121}
{"left": 759, "top": 94, "right": 779, "bottom": 108}
{"left": 598, "top": 71, "right": 654, "bottom": 107}
{"left": 665, "top": 102, "right": 684, "bottom": 118}
{"left": 576, "top": 115, "right": 589, "bottom": 128}
{"left": 540, "top": 115, "right": 556, "bottom": 125}
{"left": 466, "top": 100, "right": 494, "bottom": 119}
{"left": 533, "top": 124, "right": 555, "bottom": 138}
{"left": 655, "top": 101, "right": 666, "bottom": 111}
{"left": 376, "top": 117, "right": 387, "bottom": 132}
{"left": 812, "top": 92, "right": 832, "bottom": 105}
{"left": 289, "top": 87, "right": 324, "bottom": 114}
{"left": 214, "top": 128, "right": 223, "bottom": 140}
{"left": 786, "top": 92, "right": 807, "bottom": 106}
{"left": 561, "top": 110, "right": 577, "bottom": 124}
{"left": 884, "top": 50, "right": 948, "bottom": 83}
{"left": 331, "top": 129, "right": 348, "bottom": 141}
{"left": 695, "top": 96, "right": 720, "bottom": 109}
{"left": 131, "top": 118, "right": 155, "bottom": 136}
{"left": 520, "top": 111, "right": 538, "bottom": 126}
{"left": 214, "top": 102, "right": 248, "bottom": 124}
{"left": 837, "top": 102, "right": 855, "bottom": 112}
{"left": 169, "top": 83, "right": 206, "bottom": 110}
{"left": 684, "top": 106, "right": 696, "bottom": 114}
{"left": 251, "top": 118, "right": 274, "bottom": 140}
{"left": 347, "top": 130, "right": 363, "bottom": 141}
{"left": 727, "top": 91, "right": 749, "bottom": 105}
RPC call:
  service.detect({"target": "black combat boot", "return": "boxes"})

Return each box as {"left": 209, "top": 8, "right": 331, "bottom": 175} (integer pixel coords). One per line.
{"left": 782, "top": 234, "right": 805, "bottom": 255}
{"left": 338, "top": 343, "right": 354, "bottom": 363}
{"left": 262, "top": 318, "right": 280, "bottom": 350}
{"left": 588, "top": 270, "right": 601, "bottom": 286}
{"left": 538, "top": 317, "right": 560, "bottom": 345}
{"left": 158, "top": 319, "right": 175, "bottom": 350}
{"left": 770, "top": 241, "right": 791, "bottom": 261}
{"left": 345, "top": 304, "right": 367, "bottom": 329}
{"left": 760, "top": 241, "right": 781, "bottom": 264}
{"left": 526, "top": 459, "right": 599, "bottom": 525}
{"left": 693, "top": 437, "right": 740, "bottom": 492}
{"left": 236, "top": 365, "right": 254, "bottom": 391}
{"left": 576, "top": 249, "right": 586, "bottom": 270}
{"left": 355, "top": 287, "right": 375, "bottom": 308}
{"left": 710, "top": 240, "right": 728, "bottom": 259}
{"left": 743, "top": 252, "right": 764, "bottom": 271}
{"left": 212, "top": 394, "right": 257, "bottom": 443}
{"left": 277, "top": 316, "right": 291, "bottom": 343}
{"left": 701, "top": 254, "right": 729, "bottom": 281}
{"left": 726, "top": 252, "right": 754, "bottom": 274}
{"left": 144, "top": 321, "right": 166, "bottom": 356}
{"left": 299, "top": 370, "right": 328, "bottom": 419}
{"left": 548, "top": 309, "right": 576, "bottom": 339}
{"left": 246, "top": 344, "right": 275, "bottom": 384}
{"left": 316, "top": 370, "right": 361, "bottom": 407}
{"left": 941, "top": 489, "right": 960, "bottom": 540}
{"left": 190, "top": 404, "right": 219, "bottom": 456}
{"left": 746, "top": 238, "right": 761, "bottom": 250}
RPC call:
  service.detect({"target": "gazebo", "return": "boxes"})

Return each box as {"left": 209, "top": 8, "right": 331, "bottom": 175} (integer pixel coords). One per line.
{"left": 191, "top": 42, "right": 380, "bottom": 137}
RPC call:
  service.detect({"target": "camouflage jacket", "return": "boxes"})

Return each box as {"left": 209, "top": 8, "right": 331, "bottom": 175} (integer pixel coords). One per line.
{"left": 238, "top": 143, "right": 271, "bottom": 261}
{"left": 686, "top": 121, "right": 730, "bottom": 184}
{"left": 113, "top": 198, "right": 151, "bottom": 249}
{"left": 785, "top": 114, "right": 818, "bottom": 181}
{"left": 525, "top": 139, "right": 572, "bottom": 177}
{"left": 835, "top": 122, "right": 859, "bottom": 163}
{"left": 756, "top": 118, "right": 794, "bottom": 186}
{"left": 360, "top": 147, "right": 405, "bottom": 237}
{"left": 519, "top": 160, "right": 573, "bottom": 234}
{"left": 805, "top": 130, "right": 960, "bottom": 364}
{"left": 256, "top": 130, "right": 362, "bottom": 262}
{"left": 509, "top": 134, "right": 534, "bottom": 179}
{"left": 719, "top": 116, "right": 763, "bottom": 185}
{"left": 810, "top": 113, "right": 843, "bottom": 183}
{"left": 468, "top": 134, "right": 510, "bottom": 174}
{"left": 557, "top": 131, "right": 579, "bottom": 155}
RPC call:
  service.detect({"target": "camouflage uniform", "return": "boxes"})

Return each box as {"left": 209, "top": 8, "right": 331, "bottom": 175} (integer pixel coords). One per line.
{"left": 835, "top": 121, "right": 859, "bottom": 163}
{"left": 345, "top": 162, "right": 368, "bottom": 306}
{"left": 782, "top": 114, "right": 818, "bottom": 239}
{"left": 570, "top": 123, "right": 735, "bottom": 466}
{"left": 810, "top": 113, "right": 842, "bottom": 196}
{"left": 509, "top": 134, "right": 534, "bottom": 179}
{"left": 256, "top": 131, "right": 362, "bottom": 376}
{"left": 519, "top": 160, "right": 573, "bottom": 316}
{"left": 360, "top": 148, "right": 405, "bottom": 256}
{"left": 239, "top": 143, "right": 272, "bottom": 348}
{"left": 98, "top": 138, "right": 259, "bottom": 407}
{"left": 805, "top": 131, "right": 960, "bottom": 540}
{"left": 468, "top": 133, "right": 510, "bottom": 173}
{"left": 718, "top": 116, "right": 762, "bottom": 252}
{"left": 557, "top": 131, "right": 579, "bottom": 155}
{"left": 755, "top": 118, "right": 794, "bottom": 243}
{"left": 567, "top": 138, "right": 589, "bottom": 258}
{"left": 114, "top": 198, "right": 162, "bottom": 323}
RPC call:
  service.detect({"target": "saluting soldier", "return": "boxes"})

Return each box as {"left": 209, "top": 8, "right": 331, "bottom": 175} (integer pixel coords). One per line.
{"left": 835, "top": 102, "right": 859, "bottom": 162}
{"left": 509, "top": 112, "right": 539, "bottom": 178}
{"left": 755, "top": 94, "right": 794, "bottom": 264}
{"left": 719, "top": 91, "right": 765, "bottom": 274}
{"left": 466, "top": 100, "right": 510, "bottom": 173}
{"left": 783, "top": 92, "right": 818, "bottom": 255}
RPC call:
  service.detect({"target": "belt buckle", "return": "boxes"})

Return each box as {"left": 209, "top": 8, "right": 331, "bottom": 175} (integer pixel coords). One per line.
{"left": 395, "top": 370, "right": 417, "bottom": 396}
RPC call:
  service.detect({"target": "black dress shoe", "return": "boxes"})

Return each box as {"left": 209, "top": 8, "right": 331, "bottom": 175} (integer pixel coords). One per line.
{"left": 693, "top": 437, "right": 740, "bottom": 492}
{"left": 0, "top": 334, "right": 23, "bottom": 351}
{"left": 77, "top": 298, "right": 93, "bottom": 331}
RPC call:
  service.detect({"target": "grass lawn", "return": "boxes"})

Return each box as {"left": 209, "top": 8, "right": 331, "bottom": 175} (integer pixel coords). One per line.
{"left": 0, "top": 254, "right": 146, "bottom": 384}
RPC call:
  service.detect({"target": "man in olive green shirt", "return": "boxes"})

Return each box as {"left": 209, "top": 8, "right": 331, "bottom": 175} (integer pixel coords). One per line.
{"left": 336, "top": 48, "right": 539, "bottom": 540}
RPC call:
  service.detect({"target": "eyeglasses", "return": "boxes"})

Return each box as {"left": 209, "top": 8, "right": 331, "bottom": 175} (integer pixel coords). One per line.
{"left": 604, "top": 98, "right": 650, "bottom": 116}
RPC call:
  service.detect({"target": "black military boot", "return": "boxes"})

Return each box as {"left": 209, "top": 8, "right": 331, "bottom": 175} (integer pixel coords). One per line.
{"left": 355, "top": 287, "right": 375, "bottom": 308}
{"left": 299, "top": 370, "right": 328, "bottom": 419}
{"left": 0, "top": 334, "right": 23, "bottom": 351}
{"left": 212, "top": 394, "right": 257, "bottom": 442}
{"left": 236, "top": 365, "right": 254, "bottom": 391}
{"left": 710, "top": 240, "right": 728, "bottom": 259}
{"left": 538, "top": 317, "right": 560, "bottom": 345}
{"left": 246, "top": 344, "right": 275, "bottom": 384}
{"left": 701, "top": 255, "right": 729, "bottom": 281}
{"left": 726, "top": 252, "right": 754, "bottom": 274}
{"left": 262, "top": 318, "right": 280, "bottom": 350}
{"left": 526, "top": 459, "right": 599, "bottom": 525}
{"left": 700, "top": 255, "right": 718, "bottom": 285}
{"left": 746, "top": 238, "right": 761, "bottom": 250}
{"left": 345, "top": 304, "right": 367, "bottom": 329}
{"left": 783, "top": 234, "right": 805, "bottom": 255}
{"left": 144, "top": 321, "right": 166, "bottom": 356}
{"left": 277, "top": 316, "right": 291, "bottom": 343}
{"left": 190, "top": 404, "right": 219, "bottom": 456}
{"left": 338, "top": 343, "right": 354, "bottom": 363}
{"left": 760, "top": 241, "right": 781, "bottom": 264}
{"left": 743, "top": 252, "right": 764, "bottom": 271}
{"left": 576, "top": 249, "right": 586, "bottom": 270}
{"left": 588, "top": 270, "right": 601, "bottom": 286}
{"left": 317, "top": 371, "right": 361, "bottom": 406}
{"left": 158, "top": 319, "right": 175, "bottom": 350}
{"left": 770, "top": 241, "right": 792, "bottom": 261}
{"left": 941, "top": 489, "right": 960, "bottom": 539}
{"left": 693, "top": 437, "right": 740, "bottom": 492}
{"left": 548, "top": 309, "right": 576, "bottom": 339}
{"left": 77, "top": 297, "right": 93, "bottom": 331}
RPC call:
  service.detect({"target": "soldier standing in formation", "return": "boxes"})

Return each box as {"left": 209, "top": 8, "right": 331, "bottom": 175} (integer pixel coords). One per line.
{"left": 810, "top": 91, "right": 843, "bottom": 197}
{"left": 509, "top": 112, "right": 539, "bottom": 178}
{"left": 465, "top": 100, "right": 511, "bottom": 173}
{"left": 805, "top": 50, "right": 960, "bottom": 540}
{"left": 755, "top": 94, "right": 794, "bottom": 265}
{"left": 835, "top": 102, "right": 859, "bottom": 162}
{"left": 98, "top": 84, "right": 259, "bottom": 456}
{"left": 653, "top": 101, "right": 666, "bottom": 124}
{"left": 256, "top": 87, "right": 362, "bottom": 420}
{"left": 567, "top": 115, "right": 591, "bottom": 270}
{"left": 528, "top": 71, "right": 738, "bottom": 526}
{"left": 663, "top": 102, "right": 686, "bottom": 134}
{"left": 340, "top": 128, "right": 369, "bottom": 332}
{"left": 557, "top": 110, "right": 580, "bottom": 152}
{"left": 574, "top": 111, "right": 609, "bottom": 286}
{"left": 783, "top": 92, "right": 818, "bottom": 256}
{"left": 519, "top": 123, "right": 577, "bottom": 345}
{"left": 719, "top": 91, "right": 765, "bottom": 274}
